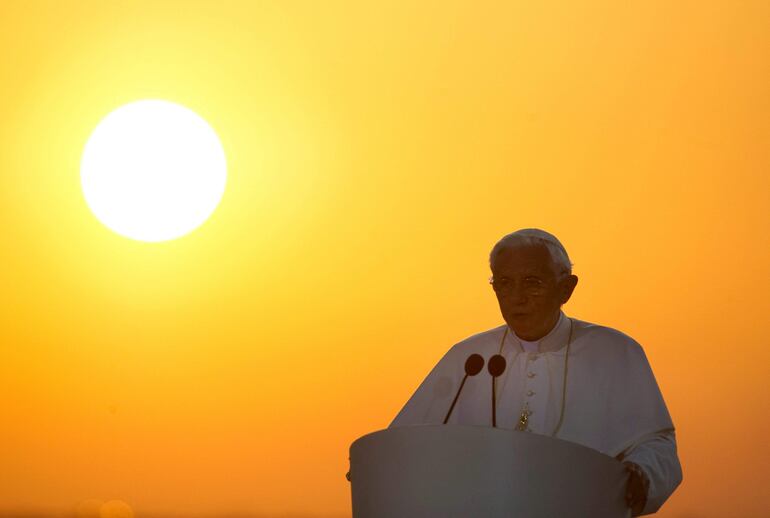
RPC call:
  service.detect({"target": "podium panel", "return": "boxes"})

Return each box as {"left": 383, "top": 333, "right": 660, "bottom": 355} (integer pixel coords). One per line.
{"left": 349, "top": 425, "right": 629, "bottom": 518}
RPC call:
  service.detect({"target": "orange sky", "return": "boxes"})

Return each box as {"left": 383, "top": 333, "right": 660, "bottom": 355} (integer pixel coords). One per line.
{"left": 0, "top": 1, "right": 768, "bottom": 517}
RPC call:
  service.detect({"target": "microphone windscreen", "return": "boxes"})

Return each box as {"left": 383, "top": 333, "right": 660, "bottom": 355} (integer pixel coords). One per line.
{"left": 464, "top": 354, "right": 485, "bottom": 376}
{"left": 488, "top": 354, "right": 507, "bottom": 377}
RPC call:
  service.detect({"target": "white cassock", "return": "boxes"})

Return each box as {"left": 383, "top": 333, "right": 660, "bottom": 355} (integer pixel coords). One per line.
{"left": 390, "top": 311, "right": 682, "bottom": 515}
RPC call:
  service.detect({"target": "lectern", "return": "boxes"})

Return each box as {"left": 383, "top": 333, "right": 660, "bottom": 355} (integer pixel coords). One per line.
{"left": 349, "top": 425, "right": 630, "bottom": 518}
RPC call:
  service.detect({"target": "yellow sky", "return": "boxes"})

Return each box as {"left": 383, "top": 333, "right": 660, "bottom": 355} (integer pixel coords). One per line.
{"left": 0, "top": 1, "right": 768, "bottom": 517}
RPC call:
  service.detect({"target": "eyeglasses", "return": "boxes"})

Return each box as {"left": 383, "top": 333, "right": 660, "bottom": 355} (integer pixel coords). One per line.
{"left": 488, "top": 275, "right": 547, "bottom": 296}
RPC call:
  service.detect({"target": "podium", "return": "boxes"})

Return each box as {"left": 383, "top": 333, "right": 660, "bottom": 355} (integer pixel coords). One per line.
{"left": 349, "top": 425, "right": 630, "bottom": 518}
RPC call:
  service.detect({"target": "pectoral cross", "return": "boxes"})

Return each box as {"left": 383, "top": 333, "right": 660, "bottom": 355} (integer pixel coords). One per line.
{"left": 516, "top": 402, "right": 532, "bottom": 431}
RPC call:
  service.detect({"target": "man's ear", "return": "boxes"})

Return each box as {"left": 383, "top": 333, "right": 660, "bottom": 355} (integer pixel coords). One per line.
{"left": 561, "top": 275, "right": 578, "bottom": 304}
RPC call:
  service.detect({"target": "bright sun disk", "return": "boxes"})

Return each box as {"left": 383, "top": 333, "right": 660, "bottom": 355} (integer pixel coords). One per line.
{"left": 80, "top": 99, "right": 227, "bottom": 242}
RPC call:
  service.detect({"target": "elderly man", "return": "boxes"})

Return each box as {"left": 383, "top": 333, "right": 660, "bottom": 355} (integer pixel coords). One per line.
{"left": 390, "top": 229, "right": 682, "bottom": 516}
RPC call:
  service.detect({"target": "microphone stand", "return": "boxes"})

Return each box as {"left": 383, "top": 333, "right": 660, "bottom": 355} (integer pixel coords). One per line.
{"left": 488, "top": 355, "right": 507, "bottom": 427}
{"left": 443, "top": 354, "right": 484, "bottom": 424}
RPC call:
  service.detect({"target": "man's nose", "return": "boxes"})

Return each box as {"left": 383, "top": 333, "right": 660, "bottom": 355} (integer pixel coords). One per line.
{"left": 500, "top": 285, "right": 529, "bottom": 304}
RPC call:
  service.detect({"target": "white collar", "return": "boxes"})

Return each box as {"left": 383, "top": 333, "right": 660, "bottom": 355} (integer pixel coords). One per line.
{"left": 508, "top": 311, "right": 570, "bottom": 353}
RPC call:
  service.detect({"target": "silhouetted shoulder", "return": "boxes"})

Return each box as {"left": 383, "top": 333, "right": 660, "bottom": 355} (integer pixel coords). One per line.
{"left": 571, "top": 318, "right": 647, "bottom": 358}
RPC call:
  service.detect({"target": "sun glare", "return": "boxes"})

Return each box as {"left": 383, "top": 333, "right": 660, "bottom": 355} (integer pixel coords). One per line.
{"left": 80, "top": 100, "right": 227, "bottom": 242}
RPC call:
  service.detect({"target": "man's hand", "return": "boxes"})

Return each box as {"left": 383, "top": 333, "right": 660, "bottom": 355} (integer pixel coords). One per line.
{"left": 624, "top": 461, "right": 649, "bottom": 516}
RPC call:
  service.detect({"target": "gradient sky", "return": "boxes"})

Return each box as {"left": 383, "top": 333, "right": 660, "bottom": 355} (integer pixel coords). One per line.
{"left": 0, "top": 1, "right": 768, "bottom": 517}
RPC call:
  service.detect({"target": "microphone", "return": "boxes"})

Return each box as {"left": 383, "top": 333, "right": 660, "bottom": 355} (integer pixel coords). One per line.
{"left": 488, "top": 354, "right": 507, "bottom": 427}
{"left": 443, "top": 354, "right": 485, "bottom": 424}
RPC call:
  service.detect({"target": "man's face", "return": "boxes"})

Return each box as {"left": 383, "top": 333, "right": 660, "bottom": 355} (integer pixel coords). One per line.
{"left": 490, "top": 244, "right": 578, "bottom": 341}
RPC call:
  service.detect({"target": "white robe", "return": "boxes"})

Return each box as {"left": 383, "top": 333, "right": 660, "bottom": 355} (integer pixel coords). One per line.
{"left": 390, "top": 311, "right": 682, "bottom": 515}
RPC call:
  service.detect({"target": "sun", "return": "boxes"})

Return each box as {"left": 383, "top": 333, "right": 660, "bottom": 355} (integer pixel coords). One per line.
{"left": 80, "top": 100, "right": 227, "bottom": 242}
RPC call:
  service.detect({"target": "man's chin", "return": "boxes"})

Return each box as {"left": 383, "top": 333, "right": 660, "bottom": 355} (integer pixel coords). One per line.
{"left": 506, "top": 313, "right": 530, "bottom": 324}
{"left": 505, "top": 315, "right": 533, "bottom": 335}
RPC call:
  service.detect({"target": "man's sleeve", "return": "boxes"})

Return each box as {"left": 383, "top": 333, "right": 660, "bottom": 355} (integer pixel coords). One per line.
{"left": 390, "top": 347, "right": 459, "bottom": 427}
{"left": 622, "top": 429, "right": 683, "bottom": 515}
